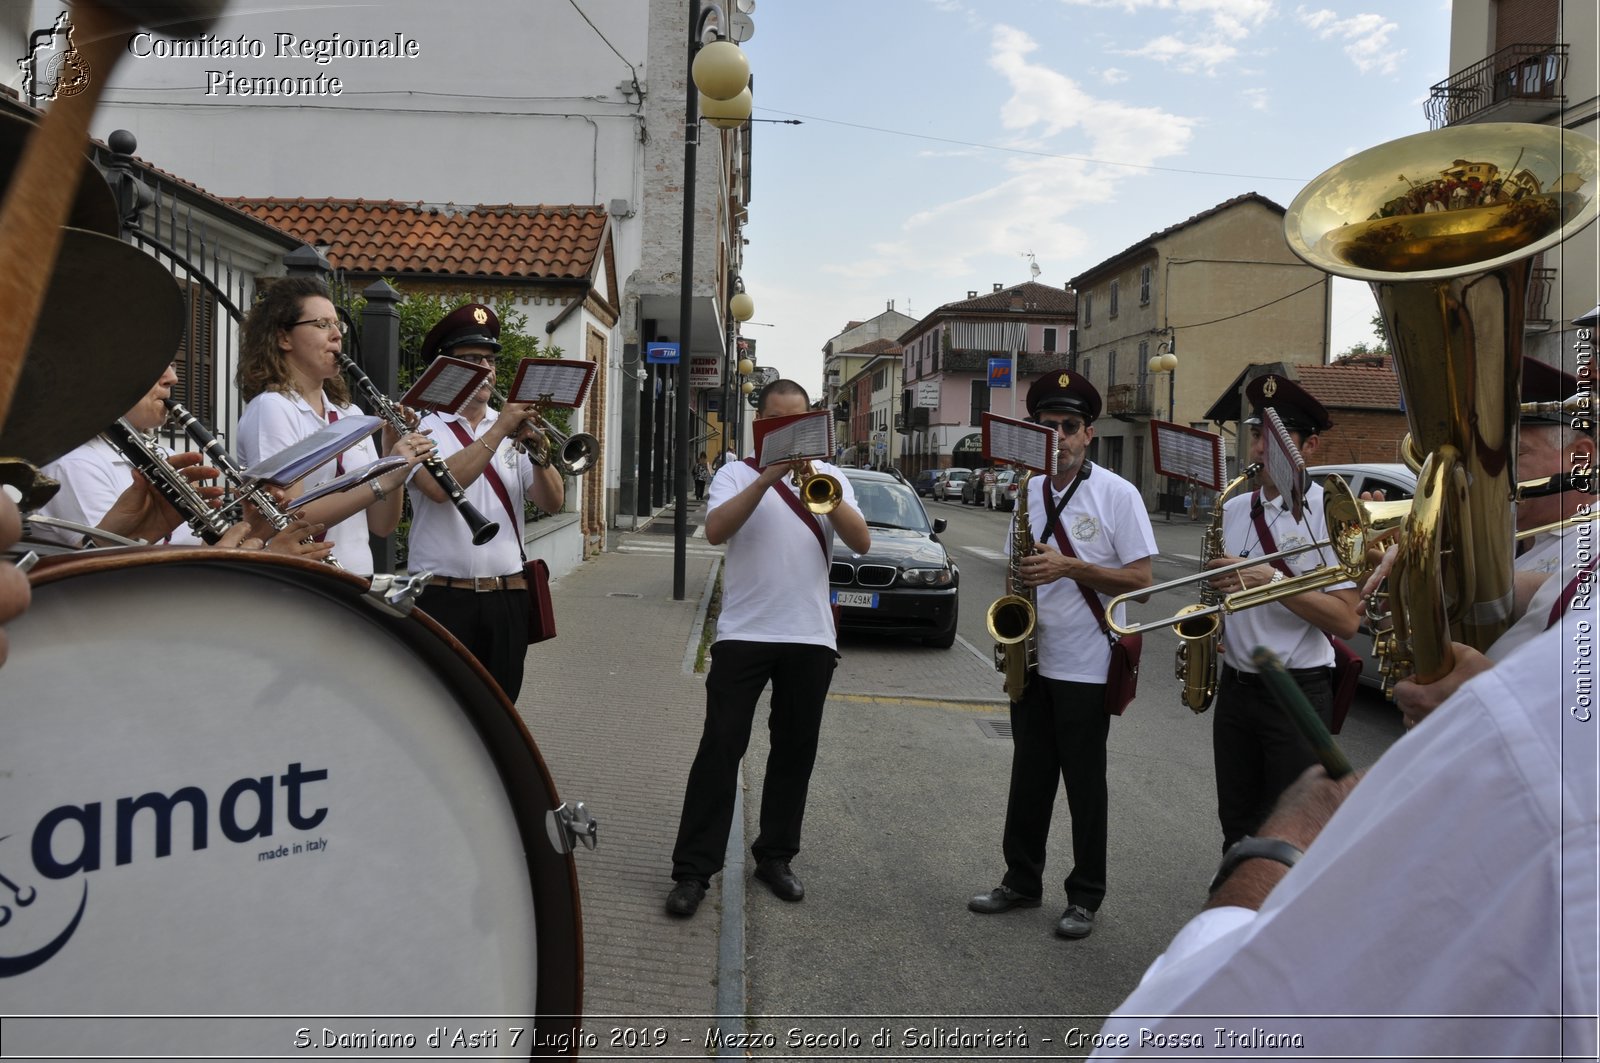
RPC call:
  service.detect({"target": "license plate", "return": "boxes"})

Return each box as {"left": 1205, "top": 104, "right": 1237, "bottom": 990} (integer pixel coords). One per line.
{"left": 832, "top": 590, "right": 878, "bottom": 608}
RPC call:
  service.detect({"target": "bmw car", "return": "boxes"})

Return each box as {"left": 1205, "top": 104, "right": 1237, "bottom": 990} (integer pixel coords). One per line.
{"left": 830, "top": 469, "right": 960, "bottom": 648}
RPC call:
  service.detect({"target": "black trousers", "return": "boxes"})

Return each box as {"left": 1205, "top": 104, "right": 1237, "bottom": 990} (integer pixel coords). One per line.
{"left": 1000, "top": 673, "right": 1110, "bottom": 912}
{"left": 671, "top": 640, "right": 837, "bottom": 884}
{"left": 417, "top": 585, "right": 530, "bottom": 702}
{"left": 1213, "top": 665, "right": 1333, "bottom": 852}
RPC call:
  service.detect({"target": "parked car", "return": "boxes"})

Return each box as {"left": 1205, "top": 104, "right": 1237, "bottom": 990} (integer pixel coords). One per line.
{"left": 1306, "top": 463, "right": 1419, "bottom": 689}
{"left": 987, "top": 469, "right": 1021, "bottom": 511}
{"left": 911, "top": 469, "right": 938, "bottom": 497}
{"left": 830, "top": 469, "right": 960, "bottom": 648}
{"left": 931, "top": 467, "right": 971, "bottom": 502}
{"left": 960, "top": 467, "right": 997, "bottom": 506}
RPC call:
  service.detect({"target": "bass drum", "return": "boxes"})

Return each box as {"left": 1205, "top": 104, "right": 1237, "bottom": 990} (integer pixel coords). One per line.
{"left": 0, "top": 549, "right": 581, "bottom": 1058}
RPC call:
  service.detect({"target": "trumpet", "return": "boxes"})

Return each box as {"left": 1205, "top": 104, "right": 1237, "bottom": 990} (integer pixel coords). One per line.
{"left": 790, "top": 461, "right": 842, "bottom": 515}
{"left": 100, "top": 417, "right": 233, "bottom": 544}
{"left": 490, "top": 386, "right": 599, "bottom": 476}
{"left": 163, "top": 399, "right": 340, "bottom": 567}
{"left": 336, "top": 350, "right": 499, "bottom": 546}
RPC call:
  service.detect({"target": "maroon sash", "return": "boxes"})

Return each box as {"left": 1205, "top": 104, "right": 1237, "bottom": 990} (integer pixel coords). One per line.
{"left": 1248, "top": 491, "right": 1361, "bottom": 734}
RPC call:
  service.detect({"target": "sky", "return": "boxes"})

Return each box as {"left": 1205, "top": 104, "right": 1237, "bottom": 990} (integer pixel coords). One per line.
{"left": 736, "top": 0, "right": 1451, "bottom": 395}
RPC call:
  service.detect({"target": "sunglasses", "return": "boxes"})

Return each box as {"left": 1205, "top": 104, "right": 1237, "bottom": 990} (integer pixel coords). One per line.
{"left": 1039, "top": 418, "right": 1085, "bottom": 436}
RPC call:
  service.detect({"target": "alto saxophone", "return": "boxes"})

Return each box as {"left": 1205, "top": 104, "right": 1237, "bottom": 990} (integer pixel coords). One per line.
{"left": 987, "top": 470, "right": 1038, "bottom": 702}
{"left": 1173, "top": 464, "right": 1260, "bottom": 713}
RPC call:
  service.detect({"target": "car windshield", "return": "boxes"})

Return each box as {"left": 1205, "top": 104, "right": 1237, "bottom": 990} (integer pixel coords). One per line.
{"left": 849, "top": 480, "right": 932, "bottom": 532}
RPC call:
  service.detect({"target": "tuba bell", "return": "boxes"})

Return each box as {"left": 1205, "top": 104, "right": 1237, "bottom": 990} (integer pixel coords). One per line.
{"left": 1284, "top": 123, "right": 1599, "bottom": 684}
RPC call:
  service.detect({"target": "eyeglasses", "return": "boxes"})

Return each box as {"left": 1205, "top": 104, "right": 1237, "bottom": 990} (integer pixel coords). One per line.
{"left": 450, "top": 352, "right": 498, "bottom": 365}
{"left": 1040, "top": 418, "right": 1085, "bottom": 437}
{"left": 292, "top": 317, "right": 348, "bottom": 335}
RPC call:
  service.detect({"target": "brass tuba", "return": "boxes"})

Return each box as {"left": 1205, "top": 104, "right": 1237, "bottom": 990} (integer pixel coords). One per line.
{"left": 1284, "top": 123, "right": 1599, "bottom": 683}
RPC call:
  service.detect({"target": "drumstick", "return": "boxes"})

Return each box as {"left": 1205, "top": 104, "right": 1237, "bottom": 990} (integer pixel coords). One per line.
{"left": 1250, "top": 645, "right": 1355, "bottom": 780}
{"left": 0, "top": 0, "right": 226, "bottom": 435}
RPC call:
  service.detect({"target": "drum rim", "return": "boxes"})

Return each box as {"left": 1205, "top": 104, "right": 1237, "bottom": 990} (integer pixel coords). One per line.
{"left": 25, "top": 548, "right": 584, "bottom": 1048}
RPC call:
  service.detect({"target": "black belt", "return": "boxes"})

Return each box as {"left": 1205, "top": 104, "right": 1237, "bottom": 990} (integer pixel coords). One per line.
{"left": 1222, "top": 663, "right": 1329, "bottom": 687}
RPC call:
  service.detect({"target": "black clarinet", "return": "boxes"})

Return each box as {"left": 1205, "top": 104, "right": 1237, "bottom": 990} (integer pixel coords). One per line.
{"left": 163, "top": 399, "right": 342, "bottom": 568}
{"left": 335, "top": 352, "right": 499, "bottom": 546}
{"left": 101, "top": 418, "right": 232, "bottom": 544}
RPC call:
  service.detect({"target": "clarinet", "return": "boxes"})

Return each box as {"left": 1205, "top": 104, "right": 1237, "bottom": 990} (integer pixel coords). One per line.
{"left": 163, "top": 399, "right": 341, "bottom": 568}
{"left": 336, "top": 352, "right": 500, "bottom": 546}
{"left": 101, "top": 418, "right": 232, "bottom": 544}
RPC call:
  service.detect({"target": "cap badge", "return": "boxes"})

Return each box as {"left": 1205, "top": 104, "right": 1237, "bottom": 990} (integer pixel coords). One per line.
{"left": 472, "top": 307, "right": 489, "bottom": 325}
{"left": 1262, "top": 376, "right": 1278, "bottom": 398}
{"left": 1058, "top": 373, "right": 1070, "bottom": 387}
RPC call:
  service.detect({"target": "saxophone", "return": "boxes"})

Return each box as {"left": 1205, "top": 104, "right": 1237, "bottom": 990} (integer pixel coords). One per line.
{"left": 987, "top": 470, "right": 1038, "bottom": 702}
{"left": 1173, "top": 464, "right": 1260, "bottom": 713}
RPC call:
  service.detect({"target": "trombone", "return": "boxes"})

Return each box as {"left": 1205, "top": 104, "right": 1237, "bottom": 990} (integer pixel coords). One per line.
{"left": 490, "top": 386, "right": 599, "bottom": 476}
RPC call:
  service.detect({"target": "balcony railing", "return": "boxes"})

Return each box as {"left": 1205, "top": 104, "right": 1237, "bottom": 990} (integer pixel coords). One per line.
{"left": 1527, "top": 266, "right": 1558, "bottom": 329}
{"left": 1426, "top": 43, "right": 1566, "bottom": 129}
{"left": 1105, "top": 382, "right": 1155, "bottom": 420}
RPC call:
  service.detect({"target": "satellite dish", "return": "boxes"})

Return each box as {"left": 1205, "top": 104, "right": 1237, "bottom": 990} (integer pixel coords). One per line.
{"left": 735, "top": 0, "right": 756, "bottom": 13}
{"left": 730, "top": 12, "right": 755, "bottom": 42}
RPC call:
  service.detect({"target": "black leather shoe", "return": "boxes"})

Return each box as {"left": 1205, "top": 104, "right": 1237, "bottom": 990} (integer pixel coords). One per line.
{"left": 754, "top": 859, "right": 805, "bottom": 902}
{"left": 968, "top": 885, "right": 1042, "bottom": 914}
{"left": 1055, "top": 904, "right": 1095, "bottom": 939}
{"left": 665, "top": 879, "right": 707, "bottom": 917}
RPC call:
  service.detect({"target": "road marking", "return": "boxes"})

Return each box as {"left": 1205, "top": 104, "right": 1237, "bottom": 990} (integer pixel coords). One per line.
{"left": 618, "top": 541, "right": 724, "bottom": 558}
{"left": 964, "top": 546, "right": 1007, "bottom": 562}
{"left": 1168, "top": 553, "right": 1201, "bottom": 562}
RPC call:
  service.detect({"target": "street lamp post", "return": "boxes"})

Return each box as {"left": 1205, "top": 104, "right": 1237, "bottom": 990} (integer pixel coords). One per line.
{"left": 674, "top": 2, "right": 751, "bottom": 601}
{"left": 1148, "top": 337, "right": 1178, "bottom": 520}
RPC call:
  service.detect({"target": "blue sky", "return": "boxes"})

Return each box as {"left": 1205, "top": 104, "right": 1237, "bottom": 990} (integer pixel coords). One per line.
{"left": 738, "top": 0, "right": 1449, "bottom": 393}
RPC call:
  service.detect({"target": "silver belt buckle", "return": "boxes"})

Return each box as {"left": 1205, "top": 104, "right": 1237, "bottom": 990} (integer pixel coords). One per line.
{"left": 473, "top": 575, "right": 496, "bottom": 592}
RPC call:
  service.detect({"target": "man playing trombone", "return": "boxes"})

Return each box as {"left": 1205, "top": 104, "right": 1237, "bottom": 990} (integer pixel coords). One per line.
{"left": 408, "top": 303, "right": 563, "bottom": 703}
{"left": 1206, "top": 374, "right": 1361, "bottom": 854}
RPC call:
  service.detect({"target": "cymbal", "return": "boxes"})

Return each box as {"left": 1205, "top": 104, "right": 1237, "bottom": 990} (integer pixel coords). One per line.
{"left": 0, "top": 227, "right": 184, "bottom": 467}
{"left": 0, "top": 108, "right": 119, "bottom": 237}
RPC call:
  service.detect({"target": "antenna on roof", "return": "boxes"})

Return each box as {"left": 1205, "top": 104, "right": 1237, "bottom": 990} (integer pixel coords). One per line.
{"left": 1022, "top": 250, "right": 1041, "bottom": 280}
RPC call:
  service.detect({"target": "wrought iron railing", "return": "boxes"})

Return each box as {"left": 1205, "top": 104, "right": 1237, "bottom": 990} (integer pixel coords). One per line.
{"left": 1426, "top": 43, "right": 1566, "bottom": 129}
{"left": 1105, "top": 381, "right": 1155, "bottom": 418}
{"left": 1527, "top": 266, "right": 1558, "bottom": 326}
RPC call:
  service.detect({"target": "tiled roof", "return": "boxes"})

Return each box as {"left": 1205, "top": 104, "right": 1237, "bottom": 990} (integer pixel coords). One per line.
{"left": 936, "top": 280, "right": 1077, "bottom": 316}
{"left": 227, "top": 198, "right": 607, "bottom": 281}
{"left": 1294, "top": 361, "right": 1401, "bottom": 409}
{"left": 1070, "top": 192, "right": 1285, "bottom": 286}
{"left": 842, "top": 338, "right": 902, "bottom": 356}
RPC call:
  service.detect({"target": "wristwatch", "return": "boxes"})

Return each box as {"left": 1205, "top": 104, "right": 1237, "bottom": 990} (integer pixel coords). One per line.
{"left": 1269, "top": 569, "right": 1286, "bottom": 584}
{"left": 1208, "top": 835, "right": 1303, "bottom": 894}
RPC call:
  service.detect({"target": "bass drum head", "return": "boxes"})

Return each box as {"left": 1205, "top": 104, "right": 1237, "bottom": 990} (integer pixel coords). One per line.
{"left": 0, "top": 551, "right": 580, "bottom": 1056}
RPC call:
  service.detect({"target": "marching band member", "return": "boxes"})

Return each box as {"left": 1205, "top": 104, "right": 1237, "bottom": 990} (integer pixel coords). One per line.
{"left": 665, "top": 379, "right": 870, "bottom": 918}
{"left": 1204, "top": 374, "right": 1360, "bottom": 853}
{"left": 407, "top": 303, "right": 562, "bottom": 702}
{"left": 968, "top": 372, "right": 1156, "bottom": 941}
{"left": 235, "top": 277, "right": 433, "bottom": 575}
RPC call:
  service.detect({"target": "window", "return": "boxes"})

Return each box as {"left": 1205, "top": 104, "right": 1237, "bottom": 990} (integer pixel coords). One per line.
{"left": 1140, "top": 264, "right": 1152, "bottom": 305}
{"left": 173, "top": 279, "right": 217, "bottom": 427}
{"left": 969, "top": 379, "right": 990, "bottom": 425}
{"left": 1108, "top": 349, "right": 1118, "bottom": 388}
{"left": 1082, "top": 357, "right": 1092, "bottom": 383}
{"left": 1109, "top": 280, "right": 1120, "bottom": 318}
{"left": 1043, "top": 327, "right": 1057, "bottom": 353}
{"left": 1082, "top": 293, "right": 1092, "bottom": 327}
{"left": 1137, "top": 340, "right": 1149, "bottom": 386}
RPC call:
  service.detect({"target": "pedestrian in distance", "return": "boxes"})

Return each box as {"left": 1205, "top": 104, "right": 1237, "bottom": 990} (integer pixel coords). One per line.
{"left": 665, "top": 379, "right": 871, "bottom": 918}
{"left": 693, "top": 455, "right": 711, "bottom": 501}
{"left": 969, "top": 371, "right": 1156, "bottom": 940}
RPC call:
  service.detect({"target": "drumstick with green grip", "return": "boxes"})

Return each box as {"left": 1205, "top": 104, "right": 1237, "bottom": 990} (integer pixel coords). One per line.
{"left": 1250, "top": 646, "right": 1355, "bottom": 780}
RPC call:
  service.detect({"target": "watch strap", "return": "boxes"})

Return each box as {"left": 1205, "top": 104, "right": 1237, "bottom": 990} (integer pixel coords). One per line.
{"left": 1208, "top": 835, "right": 1303, "bottom": 894}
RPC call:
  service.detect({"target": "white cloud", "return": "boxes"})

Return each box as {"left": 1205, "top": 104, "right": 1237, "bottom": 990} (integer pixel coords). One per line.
{"left": 1059, "top": 0, "right": 1274, "bottom": 41}
{"left": 1242, "top": 86, "right": 1270, "bottom": 111}
{"left": 1295, "top": 7, "right": 1404, "bottom": 75}
{"left": 1101, "top": 66, "right": 1130, "bottom": 85}
{"left": 823, "top": 24, "right": 1196, "bottom": 284}
{"left": 1120, "top": 33, "right": 1240, "bottom": 74}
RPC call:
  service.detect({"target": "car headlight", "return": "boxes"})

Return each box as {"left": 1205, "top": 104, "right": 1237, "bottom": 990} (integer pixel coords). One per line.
{"left": 900, "top": 566, "right": 953, "bottom": 587}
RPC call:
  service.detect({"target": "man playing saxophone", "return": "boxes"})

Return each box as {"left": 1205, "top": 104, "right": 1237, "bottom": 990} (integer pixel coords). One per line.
{"left": 969, "top": 372, "right": 1155, "bottom": 941}
{"left": 1205, "top": 374, "right": 1361, "bottom": 854}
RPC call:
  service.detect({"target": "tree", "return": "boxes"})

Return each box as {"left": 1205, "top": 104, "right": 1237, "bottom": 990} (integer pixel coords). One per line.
{"left": 1334, "top": 312, "right": 1391, "bottom": 364}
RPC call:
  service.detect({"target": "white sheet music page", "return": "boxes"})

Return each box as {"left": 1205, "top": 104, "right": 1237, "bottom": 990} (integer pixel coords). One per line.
{"left": 246, "top": 415, "right": 385, "bottom": 486}
{"left": 981, "top": 412, "right": 1057, "bottom": 475}
{"left": 507, "top": 359, "right": 597, "bottom": 408}
{"left": 399, "top": 356, "right": 491, "bottom": 413}
{"left": 754, "top": 410, "right": 833, "bottom": 468}
{"left": 1150, "top": 419, "right": 1227, "bottom": 490}
{"left": 1262, "top": 407, "right": 1310, "bottom": 522}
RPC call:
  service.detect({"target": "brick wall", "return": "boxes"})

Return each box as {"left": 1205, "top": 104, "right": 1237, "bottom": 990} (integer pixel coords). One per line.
{"left": 1313, "top": 410, "right": 1410, "bottom": 466}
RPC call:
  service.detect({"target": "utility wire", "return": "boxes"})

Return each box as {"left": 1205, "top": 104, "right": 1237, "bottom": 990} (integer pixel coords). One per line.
{"left": 758, "top": 106, "right": 1309, "bottom": 184}
{"left": 566, "top": 0, "right": 642, "bottom": 90}
{"left": 1176, "top": 279, "right": 1326, "bottom": 330}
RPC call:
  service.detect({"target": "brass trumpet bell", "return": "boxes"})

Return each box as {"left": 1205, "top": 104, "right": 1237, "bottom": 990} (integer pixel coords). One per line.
{"left": 791, "top": 464, "right": 842, "bottom": 515}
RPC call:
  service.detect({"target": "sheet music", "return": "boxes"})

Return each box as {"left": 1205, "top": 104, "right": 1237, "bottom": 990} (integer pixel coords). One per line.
{"left": 981, "top": 413, "right": 1057, "bottom": 475}
{"left": 399, "top": 356, "right": 491, "bottom": 413}
{"left": 245, "top": 415, "right": 384, "bottom": 486}
{"left": 283, "top": 457, "right": 409, "bottom": 509}
{"left": 1262, "top": 407, "right": 1309, "bottom": 522}
{"left": 1150, "top": 420, "right": 1226, "bottom": 490}
{"left": 508, "top": 359, "right": 596, "bottom": 408}
{"left": 755, "top": 411, "right": 833, "bottom": 467}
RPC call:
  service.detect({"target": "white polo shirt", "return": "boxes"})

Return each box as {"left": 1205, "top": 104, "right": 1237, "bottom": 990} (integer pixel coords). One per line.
{"left": 1015, "top": 464, "right": 1157, "bottom": 684}
{"left": 1218, "top": 481, "right": 1353, "bottom": 672}
{"left": 36, "top": 434, "right": 202, "bottom": 546}
{"left": 236, "top": 389, "right": 381, "bottom": 575}
{"left": 405, "top": 409, "right": 536, "bottom": 579}
{"left": 710, "top": 459, "right": 857, "bottom": 650}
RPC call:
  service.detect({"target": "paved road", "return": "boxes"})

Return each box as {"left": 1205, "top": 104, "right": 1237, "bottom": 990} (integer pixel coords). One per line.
{"left": 737, "top": 492, "right": 1403, "bottom": 1052}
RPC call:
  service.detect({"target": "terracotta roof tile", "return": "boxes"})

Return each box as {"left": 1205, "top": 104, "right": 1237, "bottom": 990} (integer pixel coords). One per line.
{"left": 936, "top": 280, "right": 1077, "bottom": 316}
{"left": 1294, "top": 362, "right": 1401, "bottom": 409}
{"left": 226, "top": 198, "right": 607, "bottom": 281}
{"left": 842, "top": 338, "right": 902, "bottom": 356}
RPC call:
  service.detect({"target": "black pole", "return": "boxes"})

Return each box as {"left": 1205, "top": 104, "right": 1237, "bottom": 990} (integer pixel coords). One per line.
{"left": 672, "top": 0, "right": 702, "bottom": 601}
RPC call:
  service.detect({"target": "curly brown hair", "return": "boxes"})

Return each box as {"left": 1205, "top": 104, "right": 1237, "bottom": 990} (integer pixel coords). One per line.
{"left": 238, "top": 276, "right": 351, "bottom": 405}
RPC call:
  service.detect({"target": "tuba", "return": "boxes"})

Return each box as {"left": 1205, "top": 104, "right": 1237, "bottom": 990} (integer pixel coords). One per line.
{"left": 1284, "top": 123, "right": 1599, "bottom": 684}
{"left": 1174, "top": 464, "right": 1260, "bottom": 713}
{"left": 987, "top": 470, "right": 1037, "bottom": 701}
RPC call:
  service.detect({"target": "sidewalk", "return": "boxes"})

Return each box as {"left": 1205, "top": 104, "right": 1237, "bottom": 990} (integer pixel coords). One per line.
{"left": 516, "top": 504, "right": 731, "bottom": 1044}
